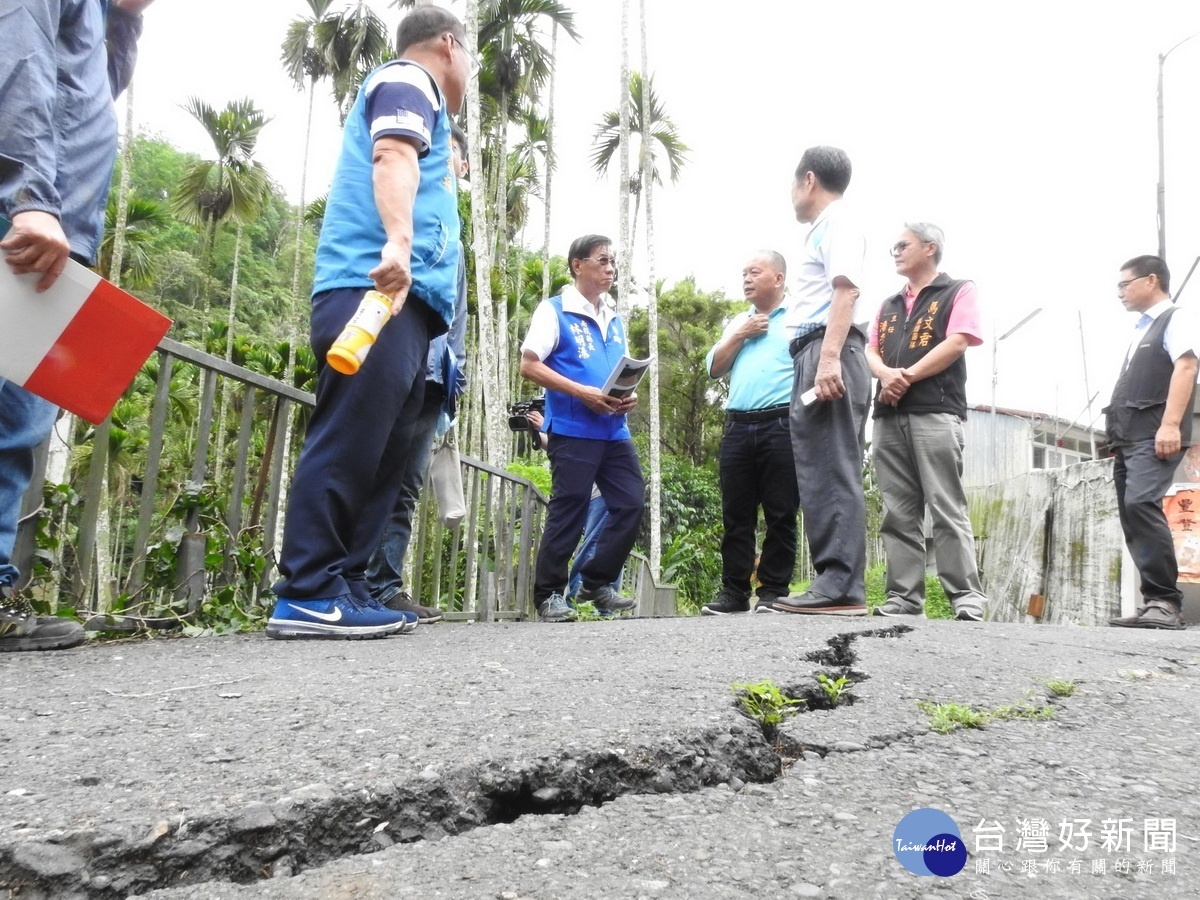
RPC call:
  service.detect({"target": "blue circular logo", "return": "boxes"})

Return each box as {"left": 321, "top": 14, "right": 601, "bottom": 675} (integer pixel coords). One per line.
{"left": 892, "top": 808, "right": 967, "bottom": 877}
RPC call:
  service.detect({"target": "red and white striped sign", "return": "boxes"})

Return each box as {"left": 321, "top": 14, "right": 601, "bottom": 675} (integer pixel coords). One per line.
{"left": 0, "top": 257, "right": 171, "bottom": 424}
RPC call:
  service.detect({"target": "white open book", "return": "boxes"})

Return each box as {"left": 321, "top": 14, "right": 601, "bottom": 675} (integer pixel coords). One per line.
{"left": 600, "top": 354, "right": 653, "bottom": 400}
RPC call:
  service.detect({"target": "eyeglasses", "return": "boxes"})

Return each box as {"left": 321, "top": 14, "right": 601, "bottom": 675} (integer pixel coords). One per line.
{"left": 582, "top": 256, "right": 618, "bottom": 269}
{"left": 1117, "top": 274, "right": 1151, "bottom": 291}
{"left": 450, "top": 34, "right": 480, "bottom": 76}
{"left": 891, "top": 240, "right": 930, "bottom": 255}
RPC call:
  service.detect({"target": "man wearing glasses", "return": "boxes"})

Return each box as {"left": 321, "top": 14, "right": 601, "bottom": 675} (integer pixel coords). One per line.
{"left": 268, "top": 6, "right": 472, "bottom": 639}
{"left": 866, "top": 224, "right": 988, "bottom": 621}
{"left": 1107, "top": 256, "right": 1197, "bottom": 630}
{"left": 519, "top": 235, "right": 643, "bottom": 621}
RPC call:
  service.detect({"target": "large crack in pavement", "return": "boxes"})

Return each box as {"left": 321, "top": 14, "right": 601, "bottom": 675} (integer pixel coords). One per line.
{"left": 1, "top": 625, "right": 919, "bottom": 899}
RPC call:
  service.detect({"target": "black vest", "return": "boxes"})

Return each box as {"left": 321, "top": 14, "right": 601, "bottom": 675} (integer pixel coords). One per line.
{"left": 1104, "top": 306, "right": 1194, "bottom": 447}
{"left": 873, "top": 274, "right": 969, "bottom": 418}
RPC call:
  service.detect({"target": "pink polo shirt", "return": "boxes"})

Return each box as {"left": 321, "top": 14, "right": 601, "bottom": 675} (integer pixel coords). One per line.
{"left": 869, "top": 280, "right": 984, "bottom": 348}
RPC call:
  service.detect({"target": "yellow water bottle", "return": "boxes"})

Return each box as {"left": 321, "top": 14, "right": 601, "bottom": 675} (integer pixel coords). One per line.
{"left": 326, "top": 290, "right": 392, "bottom": 375}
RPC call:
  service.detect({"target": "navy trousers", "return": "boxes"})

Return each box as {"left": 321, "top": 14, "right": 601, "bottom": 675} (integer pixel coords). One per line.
{"left": 274, "top": 287, "right": 439, "bottom": 601}
{"left": 534, "top": 435, "right": 644, "bottom": 603}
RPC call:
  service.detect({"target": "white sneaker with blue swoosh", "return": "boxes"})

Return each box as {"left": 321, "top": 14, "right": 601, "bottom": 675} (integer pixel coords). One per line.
{"left": 266, "top": 595, "right": 409, "bottom": 640}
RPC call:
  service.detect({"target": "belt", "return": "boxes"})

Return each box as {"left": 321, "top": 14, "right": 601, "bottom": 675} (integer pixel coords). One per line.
{"left": 726, "top": 404, "right": 790, "bottom": 424}
{"left": 789, "top": 326, "right": 826, "bottom": 358}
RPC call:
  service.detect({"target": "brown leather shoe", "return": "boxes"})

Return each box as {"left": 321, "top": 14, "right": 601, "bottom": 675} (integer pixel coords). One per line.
{"left": 1109, "top": 603, "right": 1186, "bottom": 630}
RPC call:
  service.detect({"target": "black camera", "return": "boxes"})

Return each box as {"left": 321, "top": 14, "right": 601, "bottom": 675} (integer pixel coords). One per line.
{"left": 508, "top": 397, "right": 545, "bottom": 432}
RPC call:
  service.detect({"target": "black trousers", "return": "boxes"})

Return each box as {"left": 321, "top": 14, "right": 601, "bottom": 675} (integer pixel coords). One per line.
{"left": 1113, "top": 440, "right": 1183, "bottom": 608}
{"left": 534, "top": 435, "right": 644, "bottom": 602}
{"left": 274, "top": 287, "right": 436, "bottom": 601}
{"left": 718, "top": 415, "right": 799, "bottom": 597}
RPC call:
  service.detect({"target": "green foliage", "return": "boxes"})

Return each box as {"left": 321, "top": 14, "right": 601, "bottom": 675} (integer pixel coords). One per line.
{"left": 506, "top": 460, "right": 551, "bottom": 497}
{"left": 660, "top": 525, "right": 721, "bottom": 616}
{"left": 733, "top": 680, "right": 804, "bottom": 728}
{"left": 1040, "top": 678, "right": 1077, "bottom": 697}
{"left": 861, "top": 564, "right": 954, "bottom": 620}
{"left": 816, "top": 673, "right": 853, "bottom": 706}
{"left": 627, "top": 278, "right": 740, "bottom": 465}
{"left": 917, "top": 701, "right": 987, "bottom": 734}
{"left": 572, "top": 601, "right": 603, "bottom": 622}
{"left": 107, "top": 132, "right": 316, "bottom": 346}
{"left": 917, "top": 698, "right": 1054, "bottom": 734}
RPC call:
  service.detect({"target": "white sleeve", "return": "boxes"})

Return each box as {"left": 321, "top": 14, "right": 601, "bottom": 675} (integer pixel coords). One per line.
{"left": 520, "top": 300, "right": 561, "bottom": 361}
{"left": 824, "top": 215, "right": 867, "bottom": 291}
{"left": 1165, "top": 306, "right": 1198, "bottom": 362}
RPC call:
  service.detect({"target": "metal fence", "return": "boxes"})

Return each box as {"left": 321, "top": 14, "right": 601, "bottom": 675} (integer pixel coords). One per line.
{"left": 14, "top": 338, "right": 676, "bottom": 623}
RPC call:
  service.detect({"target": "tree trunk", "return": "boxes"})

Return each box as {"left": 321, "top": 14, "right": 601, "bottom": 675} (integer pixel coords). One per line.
{"left": 541, "top": 24, "right": 558, "bottom": 304}
{"left": 465, "top": 0, "right": 503, "bottom": 467}
{"left": 274, "top": 80, "right": 317, "bottom": 567}
{"left": 640, "top": 0, "right": 661, "bottom": 578}
{"left": 214, "top": 223, "right": 243, "bottom": 484}
{"left": 492, "top": 89, "right": 511, "bottom": 446}
{"left": 109, "top": 80, "right": 135, "bottom": 288}
{"left": 617, "top": 0, "right": 632, "bottom": 321}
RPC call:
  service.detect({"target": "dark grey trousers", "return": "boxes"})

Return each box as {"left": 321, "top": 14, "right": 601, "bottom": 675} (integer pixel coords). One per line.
{"left": 788, "top": 329, "right": 871, "bottom": 603}
{"left": 1113, "top": 440, "right": 1184, "bottom": 609}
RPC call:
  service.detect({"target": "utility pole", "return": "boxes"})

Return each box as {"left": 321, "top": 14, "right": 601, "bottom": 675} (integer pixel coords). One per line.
{"left": 1157, "top": 32, "right": 1200, "bottom": 261}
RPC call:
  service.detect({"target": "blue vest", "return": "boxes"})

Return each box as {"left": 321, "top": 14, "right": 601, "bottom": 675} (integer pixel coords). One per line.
{"left": 313, "top": 61, "right": 460, "bottom": 328}
{"left": 543, "top": 296, "right": 631, "bottom": 441}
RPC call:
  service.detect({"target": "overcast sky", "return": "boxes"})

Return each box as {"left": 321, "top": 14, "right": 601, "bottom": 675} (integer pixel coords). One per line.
{"left": 130, "top": 1, "right": 1200, "bottom": 428}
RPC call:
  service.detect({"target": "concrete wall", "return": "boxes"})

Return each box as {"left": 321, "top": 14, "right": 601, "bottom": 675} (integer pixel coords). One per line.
{"left": 969, "top": 458, "right": 1123, "bottom": 626}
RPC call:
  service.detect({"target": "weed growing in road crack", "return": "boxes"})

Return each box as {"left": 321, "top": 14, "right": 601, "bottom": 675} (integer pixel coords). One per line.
{"left": 733, "top": 680, "right": 804, "bottom": 729}
{"left": 816, "top": 673, "right": 853, "bottom": 706}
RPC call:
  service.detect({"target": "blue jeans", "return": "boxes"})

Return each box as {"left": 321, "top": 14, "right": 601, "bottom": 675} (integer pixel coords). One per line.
{"left": 365, "top": 392, "right": 441, "bottom": 604}
{"left": 0, "top": 379, "right": 59, "bottom": 587}
{"left": 567, "top": 494, "right": 622, "bottom": 599}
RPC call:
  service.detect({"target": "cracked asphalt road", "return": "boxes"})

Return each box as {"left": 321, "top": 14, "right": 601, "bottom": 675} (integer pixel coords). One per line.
{"left": 3, "top": 616, "right": 1199, "bottom": 899}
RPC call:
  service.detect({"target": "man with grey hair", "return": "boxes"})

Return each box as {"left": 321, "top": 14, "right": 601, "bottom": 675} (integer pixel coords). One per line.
{"left": 867, "top": 223, "right": 988, "bottom": 620}
{"left": 764, "top": 146, "right": 871, "bottom": 616}
{"left": 702, "top": 250, "right": 799, "bottom": 614}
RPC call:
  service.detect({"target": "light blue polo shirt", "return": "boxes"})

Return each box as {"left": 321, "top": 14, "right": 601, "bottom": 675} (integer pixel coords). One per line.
{"left": 706, "top": 303, "right": 794, "bottom": 411}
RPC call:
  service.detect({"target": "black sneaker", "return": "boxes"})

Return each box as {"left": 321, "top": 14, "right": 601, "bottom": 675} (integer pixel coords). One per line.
{"left": 0, "top": 593, "right": 86, "bottom": 652}
{"left": 382, "top": 589, "right": 443, "bottom": 624}
{"left": 702, "top": 589, "right": 751, "bottom": 616}
{"left": 753, "top": 595, "right": 784, "bottom": 614}
{"left": 537, "top": 593, "right": 576, "bottom": 622}
{"left": 575, "top": 583, "right": 636, "bottom": 614}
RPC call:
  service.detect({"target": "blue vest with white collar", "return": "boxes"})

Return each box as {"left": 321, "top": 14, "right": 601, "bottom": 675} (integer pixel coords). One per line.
{"left": 543, "top": 295, "right": 631, "bottom": 441}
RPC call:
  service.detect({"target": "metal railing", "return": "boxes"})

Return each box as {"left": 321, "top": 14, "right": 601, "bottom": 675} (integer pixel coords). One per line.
{"left": 14, "top": 338, "right": 676, "bottom": 622}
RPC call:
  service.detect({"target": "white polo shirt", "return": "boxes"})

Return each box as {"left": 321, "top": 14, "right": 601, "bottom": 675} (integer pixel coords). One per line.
{"left": 783, "top": 198, "right": 869, "bottom": 340}
{"left": 1126, "top": 298, "right": 1197, "bottom": 364}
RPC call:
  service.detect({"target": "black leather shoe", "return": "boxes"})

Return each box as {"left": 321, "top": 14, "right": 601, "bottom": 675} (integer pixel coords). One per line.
{"left": 774, "top": 592, "right": 868, "bottom": 617}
